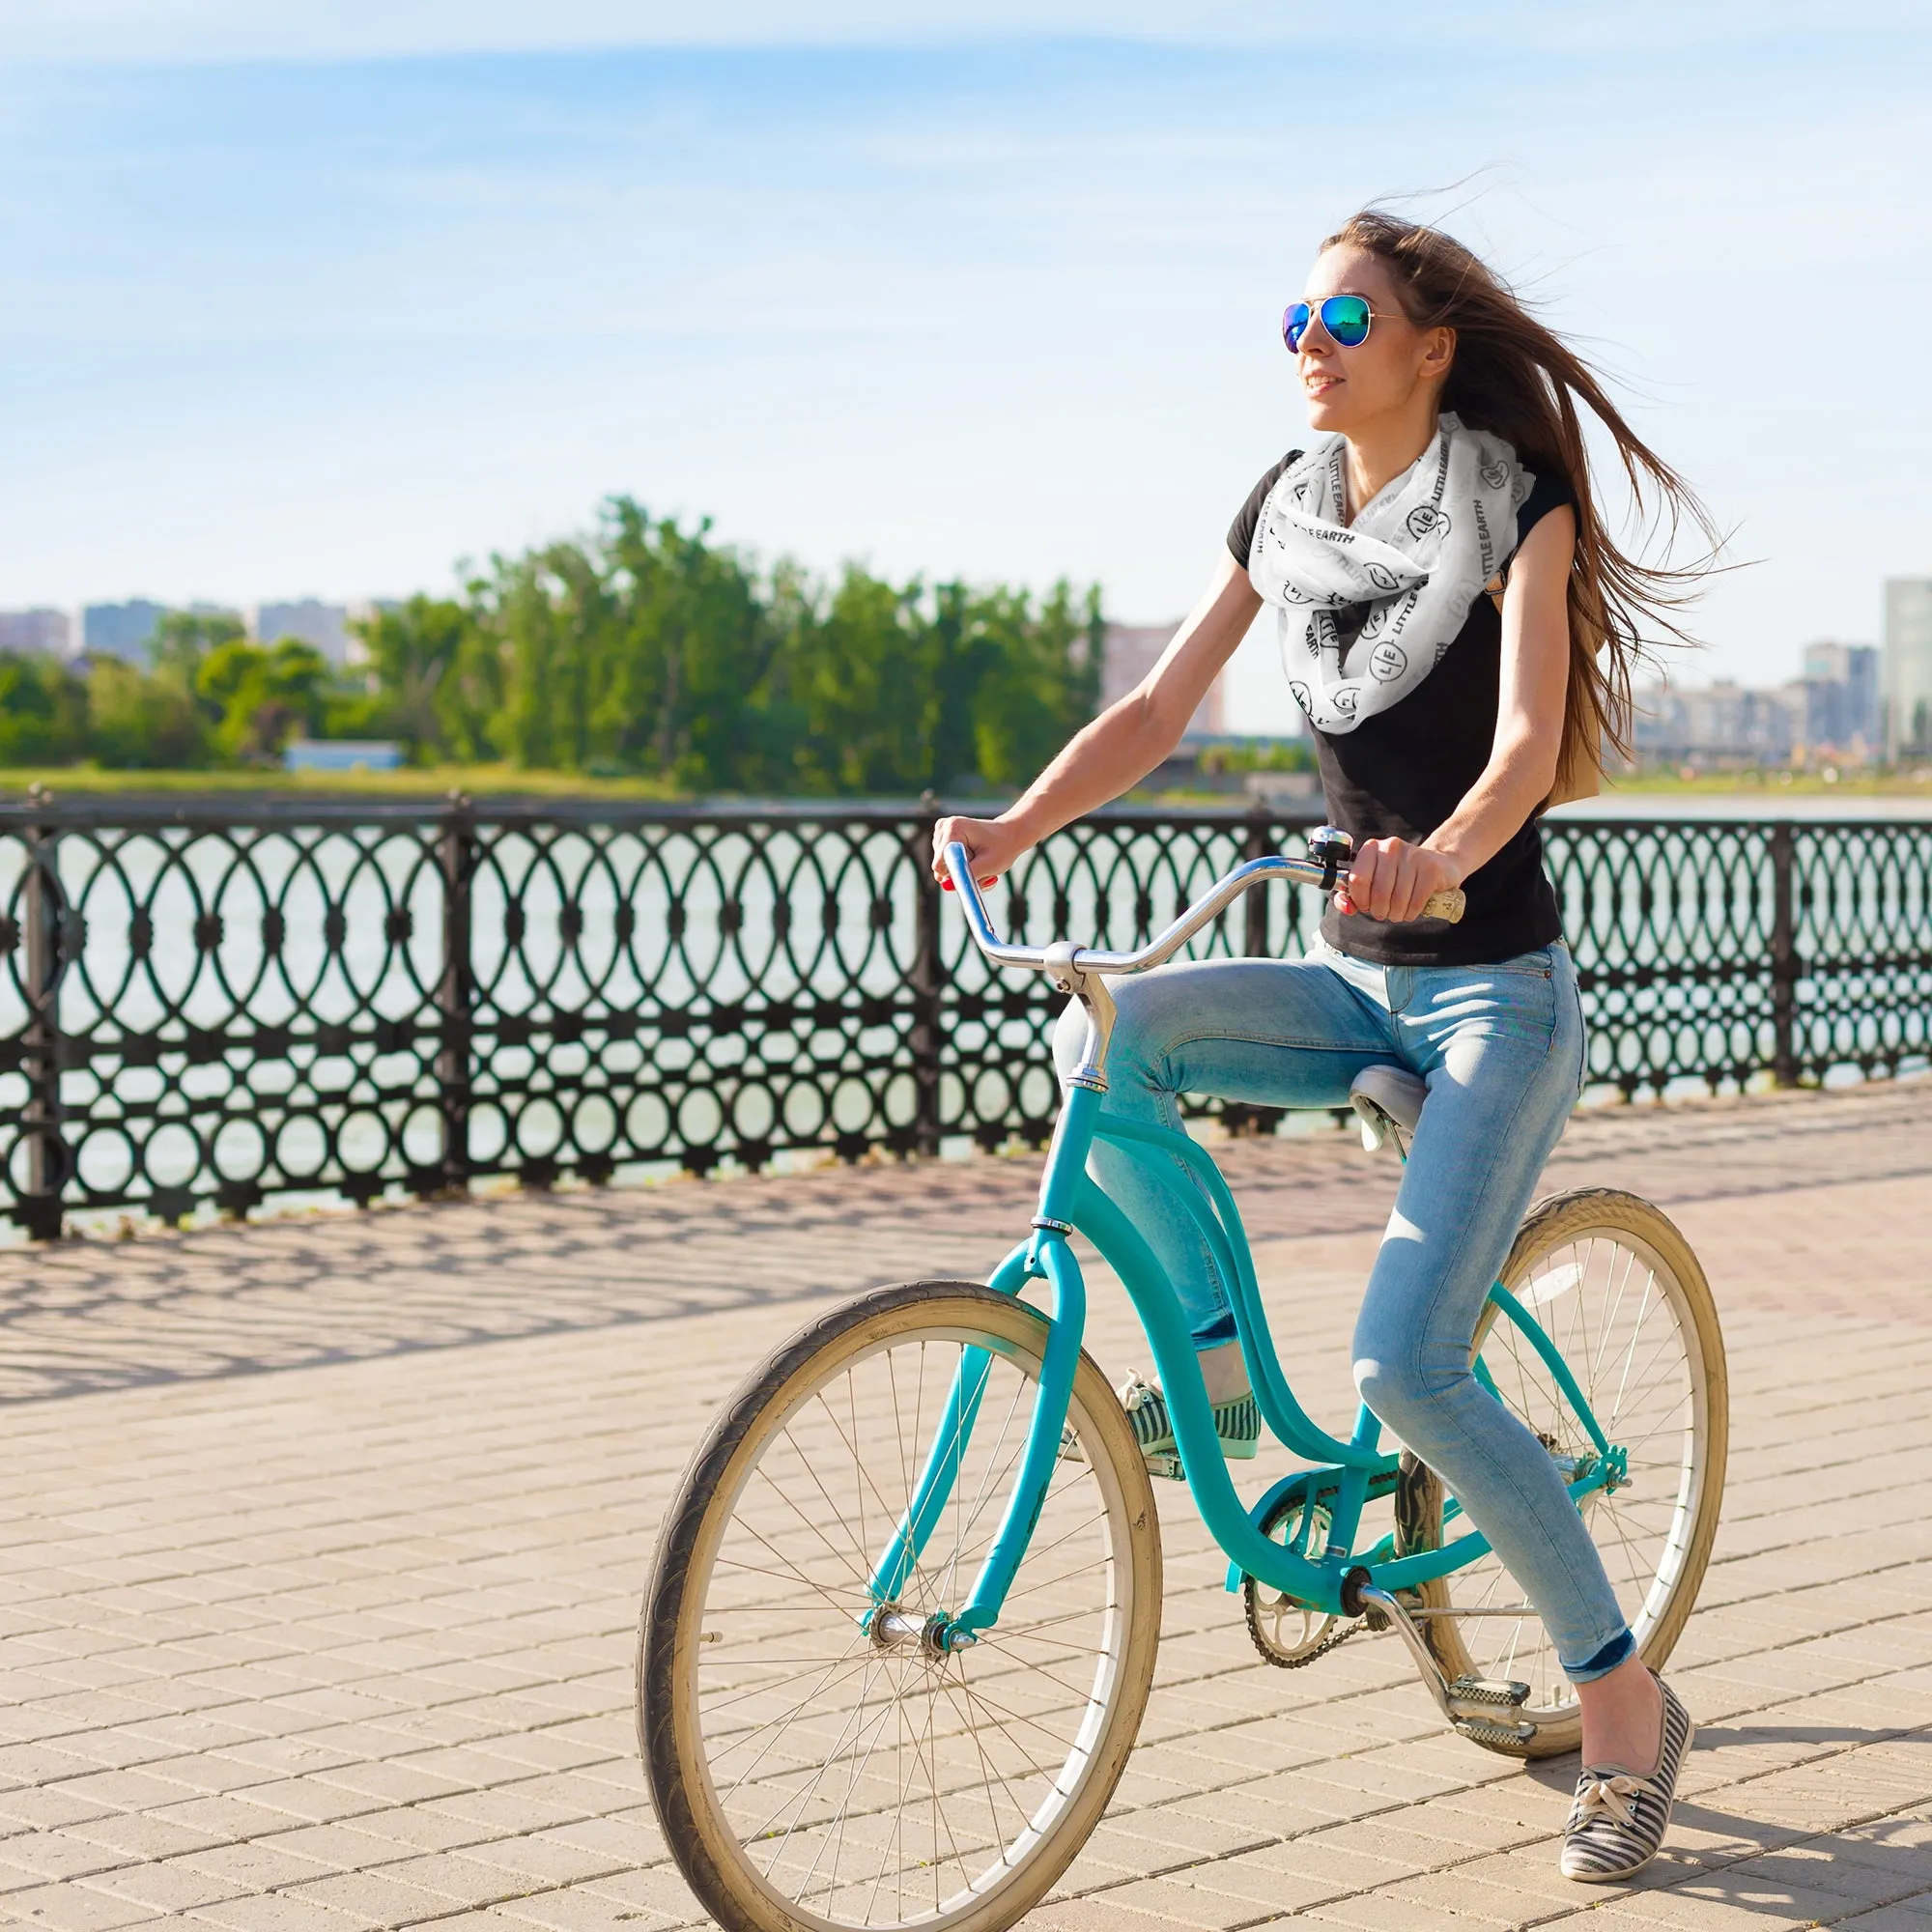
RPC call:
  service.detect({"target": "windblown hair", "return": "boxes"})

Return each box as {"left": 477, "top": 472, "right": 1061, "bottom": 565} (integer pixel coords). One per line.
{"left": 1323, "top": 210, "right": 1718, "bottom": 799}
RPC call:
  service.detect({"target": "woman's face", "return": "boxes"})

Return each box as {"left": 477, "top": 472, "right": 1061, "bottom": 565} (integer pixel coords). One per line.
{"left": 1295, "top": 244, "right": 1454, "bottom": 435}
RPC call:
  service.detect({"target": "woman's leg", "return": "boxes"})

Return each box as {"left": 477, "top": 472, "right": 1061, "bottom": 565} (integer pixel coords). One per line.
{"left": 1347, "top": 947, "right": 1636, "bottom": 1683}
{"left": 1051, "top": 952, "right": 1394, "bottom": 1360}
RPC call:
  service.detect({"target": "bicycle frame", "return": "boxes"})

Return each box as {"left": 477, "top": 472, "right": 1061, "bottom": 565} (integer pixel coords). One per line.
{"left": 865, "top": 845, "right": 1621, "bottom": 1646}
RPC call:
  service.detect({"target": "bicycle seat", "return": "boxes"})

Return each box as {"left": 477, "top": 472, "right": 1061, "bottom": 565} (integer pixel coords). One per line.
{"left": 1350, "top": 1064, "right": 1428, "bottom": 1154}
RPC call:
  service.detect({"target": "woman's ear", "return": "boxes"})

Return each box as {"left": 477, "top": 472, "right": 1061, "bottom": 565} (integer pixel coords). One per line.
{"left": 1421, "top": 325, "right": 1456, "bottom": 385}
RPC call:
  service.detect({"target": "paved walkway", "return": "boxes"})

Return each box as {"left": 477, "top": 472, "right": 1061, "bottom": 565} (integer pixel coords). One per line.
{"left": 4, "top": 1082, "right": 1932, "bottom": 1931}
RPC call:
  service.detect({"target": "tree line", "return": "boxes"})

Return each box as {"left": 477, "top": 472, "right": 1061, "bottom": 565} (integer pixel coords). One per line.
{"left": 0, "top": 497, "right": 1103, "bottom": 794}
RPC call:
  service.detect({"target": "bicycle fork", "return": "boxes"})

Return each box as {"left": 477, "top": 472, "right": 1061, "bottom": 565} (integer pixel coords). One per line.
{"left": 862, "top": 1090, "right": 1104, "bottom": 1651}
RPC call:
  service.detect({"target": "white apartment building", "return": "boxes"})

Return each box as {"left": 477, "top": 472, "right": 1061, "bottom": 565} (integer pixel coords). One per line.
{"left": 1884, "top": 579, "right": 1932, "bottom": 762}
{"left": 254, "top": 599, "right": 353, "bottom": 666}
{"left": 0, "top": 609, "right": 71, "bottom": 655}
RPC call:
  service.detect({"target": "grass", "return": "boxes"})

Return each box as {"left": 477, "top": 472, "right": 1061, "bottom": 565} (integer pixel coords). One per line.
{"left": 6, "top": 761, "right": 1932, "bottom": 804}
{"left": 1599, "top": 766, "right": 1932, "bottom": 798}
{"left": 0, "top": 762, "right": 687, "bottom": 801}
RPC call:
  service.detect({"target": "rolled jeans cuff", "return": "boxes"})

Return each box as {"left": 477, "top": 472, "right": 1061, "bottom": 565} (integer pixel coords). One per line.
{"left": 1564, "top": 1628, "right": 1635, "bottom": 1685}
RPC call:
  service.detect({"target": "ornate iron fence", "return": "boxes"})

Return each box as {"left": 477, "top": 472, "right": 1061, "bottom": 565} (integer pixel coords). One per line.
{"left": 2, "top": 794, "right": 1928, "bottom": 1236}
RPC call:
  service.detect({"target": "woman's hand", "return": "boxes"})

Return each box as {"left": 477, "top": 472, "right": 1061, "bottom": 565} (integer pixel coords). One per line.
{"left": 930, "top": 815, "right": 1031, "bottom": 892}
{"left": 1337, "top": 837, "right": 1464, "bottom": 923}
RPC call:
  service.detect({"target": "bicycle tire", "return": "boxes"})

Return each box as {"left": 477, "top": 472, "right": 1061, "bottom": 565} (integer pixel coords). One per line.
{"left": 639, "top": 1278, "right": 1162, "bottom": 1932}
{"left": 1417, "top": 1188, "right": 1728, "bottom": 1759}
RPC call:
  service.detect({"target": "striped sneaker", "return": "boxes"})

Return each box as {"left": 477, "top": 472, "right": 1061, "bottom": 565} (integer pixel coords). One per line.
{"left": 1560, "top": 1675, "right": 1694, "bottom": 1882}
{"left": 1113, "top": 1371, "right": 1260, "bottom": 1481}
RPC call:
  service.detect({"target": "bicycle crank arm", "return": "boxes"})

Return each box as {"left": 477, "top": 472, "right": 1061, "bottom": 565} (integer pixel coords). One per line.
{"left": 1347, "top": 1578, "right": 1537, "bottom": 1746}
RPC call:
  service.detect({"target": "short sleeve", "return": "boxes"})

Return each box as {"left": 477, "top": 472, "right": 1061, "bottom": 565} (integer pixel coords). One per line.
{"left": 1226, "top": 451, "right": 1300, "bottom": 566}
{"left": 1504, "top": 466, "right": 1577, "bottom": 574}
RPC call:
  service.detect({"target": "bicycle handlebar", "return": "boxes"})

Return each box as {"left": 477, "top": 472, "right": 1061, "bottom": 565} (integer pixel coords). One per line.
{"left": 942, "top": 838, "right": 1464, "bottom": 980}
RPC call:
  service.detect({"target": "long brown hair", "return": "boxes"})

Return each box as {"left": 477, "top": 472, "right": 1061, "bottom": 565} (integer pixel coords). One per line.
{"left": 1323, "top": 210, "right": 1718, "bottom": 799}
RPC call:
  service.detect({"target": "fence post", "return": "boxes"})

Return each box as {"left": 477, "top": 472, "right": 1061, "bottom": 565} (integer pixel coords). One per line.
{"left": 911, "top": 792, "right": 943, "bottom": 1158}
{"left": 1770, "top": 819, "right": 1798, "bottom": 1089}
{"left": 1242, "top": 797, "right": 1271, "bottom": 957}
{"left": 20, "top": 783, "right": 67, "bottom": 1240}
{"left": 438, "top": 791, "right": 475, "bottom": 1192}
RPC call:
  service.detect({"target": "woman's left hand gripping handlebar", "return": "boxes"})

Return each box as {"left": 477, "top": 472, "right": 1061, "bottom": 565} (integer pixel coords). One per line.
{"left": 1336, "top": 837, "right": 1465, "bottom": 923}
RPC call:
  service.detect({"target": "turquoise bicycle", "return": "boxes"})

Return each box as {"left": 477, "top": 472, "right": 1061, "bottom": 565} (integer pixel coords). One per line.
{"left": 639, "top": 831, "right": 1728, "bottom": 1932}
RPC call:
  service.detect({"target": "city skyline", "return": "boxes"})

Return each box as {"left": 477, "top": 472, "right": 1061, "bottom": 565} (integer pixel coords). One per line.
{"left": 2, "top": 15, "right": 1928, "bottom": 737}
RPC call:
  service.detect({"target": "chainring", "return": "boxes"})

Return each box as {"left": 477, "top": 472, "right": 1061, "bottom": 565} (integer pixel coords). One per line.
{"left": 1242, "top": 1492, "right": 1356, "bottom": 1668}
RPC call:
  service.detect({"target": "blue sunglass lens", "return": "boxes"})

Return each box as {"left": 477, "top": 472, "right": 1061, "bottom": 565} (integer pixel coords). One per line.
{"left": 1322, "top": 297, "right": 1372, "bottom": 346}
{"left": 1283, "top": 302, "right": 1312, "bottom": 350}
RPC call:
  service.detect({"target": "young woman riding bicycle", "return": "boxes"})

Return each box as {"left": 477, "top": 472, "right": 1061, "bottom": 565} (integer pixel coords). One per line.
{"left": 932, "top": 210, "right": 1716, "bottom": 1883}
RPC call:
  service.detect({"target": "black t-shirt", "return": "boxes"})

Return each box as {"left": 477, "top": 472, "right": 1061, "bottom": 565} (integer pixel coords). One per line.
{"left": 1228, "top": 450, "right": 1576, "bottom": 967}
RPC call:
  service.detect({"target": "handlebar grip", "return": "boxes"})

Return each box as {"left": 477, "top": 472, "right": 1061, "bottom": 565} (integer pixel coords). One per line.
{"left": 1421, "top": 888, "right": 1465, "bottom": 923}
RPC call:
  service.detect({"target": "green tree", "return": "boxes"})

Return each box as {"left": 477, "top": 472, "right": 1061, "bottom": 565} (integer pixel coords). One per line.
{"left": 86, "top": 659, "right": 211, "bottom": 768}
{"left": 346, "top": 495, "right": 1105, "bottom": 795}
{"left": 0, "top": 653, "right": 90, "bottom": 765}
{"left": 194, "top": 639, "right": 331, "bottom": 763}
{"left": 603, "top": 499, "right": 789, "bottom": 789}
{"left": 348, "top": 595, "right": 489, "bottom": 761}
{"left": 783, "top": 567, "right": 939, "bottom": 794}
{"left": 967, "top": 582, "right": 1102, "bottom": 786}
{"left": 149, "top": 609, "right": 246, "bottom": 684}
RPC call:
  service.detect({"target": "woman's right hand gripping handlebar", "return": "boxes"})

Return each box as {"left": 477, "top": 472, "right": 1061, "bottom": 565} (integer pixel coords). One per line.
{"left": 930, "top": 816, "right": 1029, "bottom": 893}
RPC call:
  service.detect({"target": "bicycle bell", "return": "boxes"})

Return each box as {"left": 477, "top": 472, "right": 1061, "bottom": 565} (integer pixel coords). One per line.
{"left": 1306, "top": 825, "right": 1354, "bottom": 889}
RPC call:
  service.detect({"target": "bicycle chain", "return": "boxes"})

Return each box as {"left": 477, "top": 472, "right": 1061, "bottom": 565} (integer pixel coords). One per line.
{"left": 1255, "top": 1614, "right": 1367, "bottom": 1669}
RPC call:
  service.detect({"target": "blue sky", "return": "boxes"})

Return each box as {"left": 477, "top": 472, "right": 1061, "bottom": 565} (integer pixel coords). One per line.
{"left": 2, "top": 5, "right": 1929, "bottom": 724}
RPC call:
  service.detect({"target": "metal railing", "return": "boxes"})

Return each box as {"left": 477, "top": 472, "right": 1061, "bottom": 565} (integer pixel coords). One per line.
{"left": 2, "top": 794, "right": 1929, "bottom": 1236}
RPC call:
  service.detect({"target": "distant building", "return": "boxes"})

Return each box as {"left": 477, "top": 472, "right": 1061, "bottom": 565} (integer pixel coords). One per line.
{"left": 1799, "top": 641, "right": 1879, "bottom": 760}
{"left": 82, "top": 599, "right": 168, "bottom": 663}
{"left": 0, "top": 609, "right": 71, "bottom": 655}
{"left": 1632, "top": 679, "right": 1804, "bottom": 768}
{"left": 1884, "top": 580, "right": 1932, "bottom": 762}
{"left": 1097, "top": 622, "right": 1224, "bottom": 737}
{"left": 255, "top": 599, "right": 353, "bottom": 667}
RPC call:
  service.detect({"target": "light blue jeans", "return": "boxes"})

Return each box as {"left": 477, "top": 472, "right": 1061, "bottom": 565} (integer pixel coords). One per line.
{"left": 1053, "top": 935, "right": 1634, "bottom": 1682}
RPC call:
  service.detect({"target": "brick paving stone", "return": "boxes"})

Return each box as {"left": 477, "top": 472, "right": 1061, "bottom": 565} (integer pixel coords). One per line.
{"left": 186, "top": 1895, "right": 368, "bottom": 1932}
{"left": 1298, "top": 1892, "right": 1480, "bottom": 1930}
{"left": 77, "top": 1860, "right": 250, "bottom": 1913}
{"left": 4, "top": 1081, "right": 1932, "bottom": 1929}
{"left": 0, "top": 1880, "right": 164, "bottom": 1929}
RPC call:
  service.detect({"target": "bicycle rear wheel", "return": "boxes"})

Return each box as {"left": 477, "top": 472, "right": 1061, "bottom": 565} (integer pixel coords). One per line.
{"left": 639, "top": 1279, "right": 1161, "bottom": 1932}
{"left": 1419, "top": 1188, "right": 1727, "bottom": 1758}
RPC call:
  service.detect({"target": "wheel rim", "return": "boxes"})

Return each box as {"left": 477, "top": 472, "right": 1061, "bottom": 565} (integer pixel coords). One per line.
{"left": 1441, "top": 1218, "right": 1714, "bottom": 1721}
{"left": 678, "top": 1318, "right": 1140, "bottom": 1931}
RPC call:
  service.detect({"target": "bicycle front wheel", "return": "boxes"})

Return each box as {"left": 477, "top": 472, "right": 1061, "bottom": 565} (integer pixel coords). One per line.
{"left": 639, "top": 1279, "right": 1162, "bottom": 1932}
{"left": 1421, "top": 1189, "right": 1728, "bottom": 1757}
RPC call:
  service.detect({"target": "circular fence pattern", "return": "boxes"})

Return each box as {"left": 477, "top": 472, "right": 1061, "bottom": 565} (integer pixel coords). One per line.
{"left": 1, "top": 798, "right": 1925, "bottom": 1233}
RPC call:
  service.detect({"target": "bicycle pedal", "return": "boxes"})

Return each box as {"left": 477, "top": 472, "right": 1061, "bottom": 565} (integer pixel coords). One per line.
{"left": 1453, "top": 1714, "right": 1536, "bottom": 1747}
{"left": 1144, "top": 1452, "right": 1185, "bottom": 1482}
{"left": 1448, "top": 1674, "right": 1532, "bottom": 1709}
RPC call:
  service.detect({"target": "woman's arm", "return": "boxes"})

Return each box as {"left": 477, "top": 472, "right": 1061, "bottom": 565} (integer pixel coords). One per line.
{"left": 1340, "top": 504, "right": 1576, "bottom": 923}
{"left": 931, "top": 551, "right": 1263, "bottom": 885}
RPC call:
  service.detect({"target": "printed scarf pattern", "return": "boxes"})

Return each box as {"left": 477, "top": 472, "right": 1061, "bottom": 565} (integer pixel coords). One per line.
{"left": 1246, "top": 412, "right": 1533, "bottom": 734}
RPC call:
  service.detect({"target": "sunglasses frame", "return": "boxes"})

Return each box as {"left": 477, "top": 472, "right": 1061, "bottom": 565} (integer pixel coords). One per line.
{"left": 1282, "top": 295, "right": 1390, "bottom": 352}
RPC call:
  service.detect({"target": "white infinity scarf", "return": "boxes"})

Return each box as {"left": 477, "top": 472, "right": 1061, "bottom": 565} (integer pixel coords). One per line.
{"left": 1247, "top": 412, "right": 1534, "bottom": 733}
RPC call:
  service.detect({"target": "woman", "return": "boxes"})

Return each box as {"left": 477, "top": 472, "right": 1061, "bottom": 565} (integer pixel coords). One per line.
{"left": 931, "top": 211, "right": 1715, "bottom": 1883}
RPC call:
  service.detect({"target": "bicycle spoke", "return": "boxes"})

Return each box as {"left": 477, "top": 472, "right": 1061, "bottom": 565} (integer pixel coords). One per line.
{"left": 666, "top": 1299, "right": 1146, "bottom": 1929}
{"left": 1435, "top": 1207, "right": 1718, "bottom": 1734}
